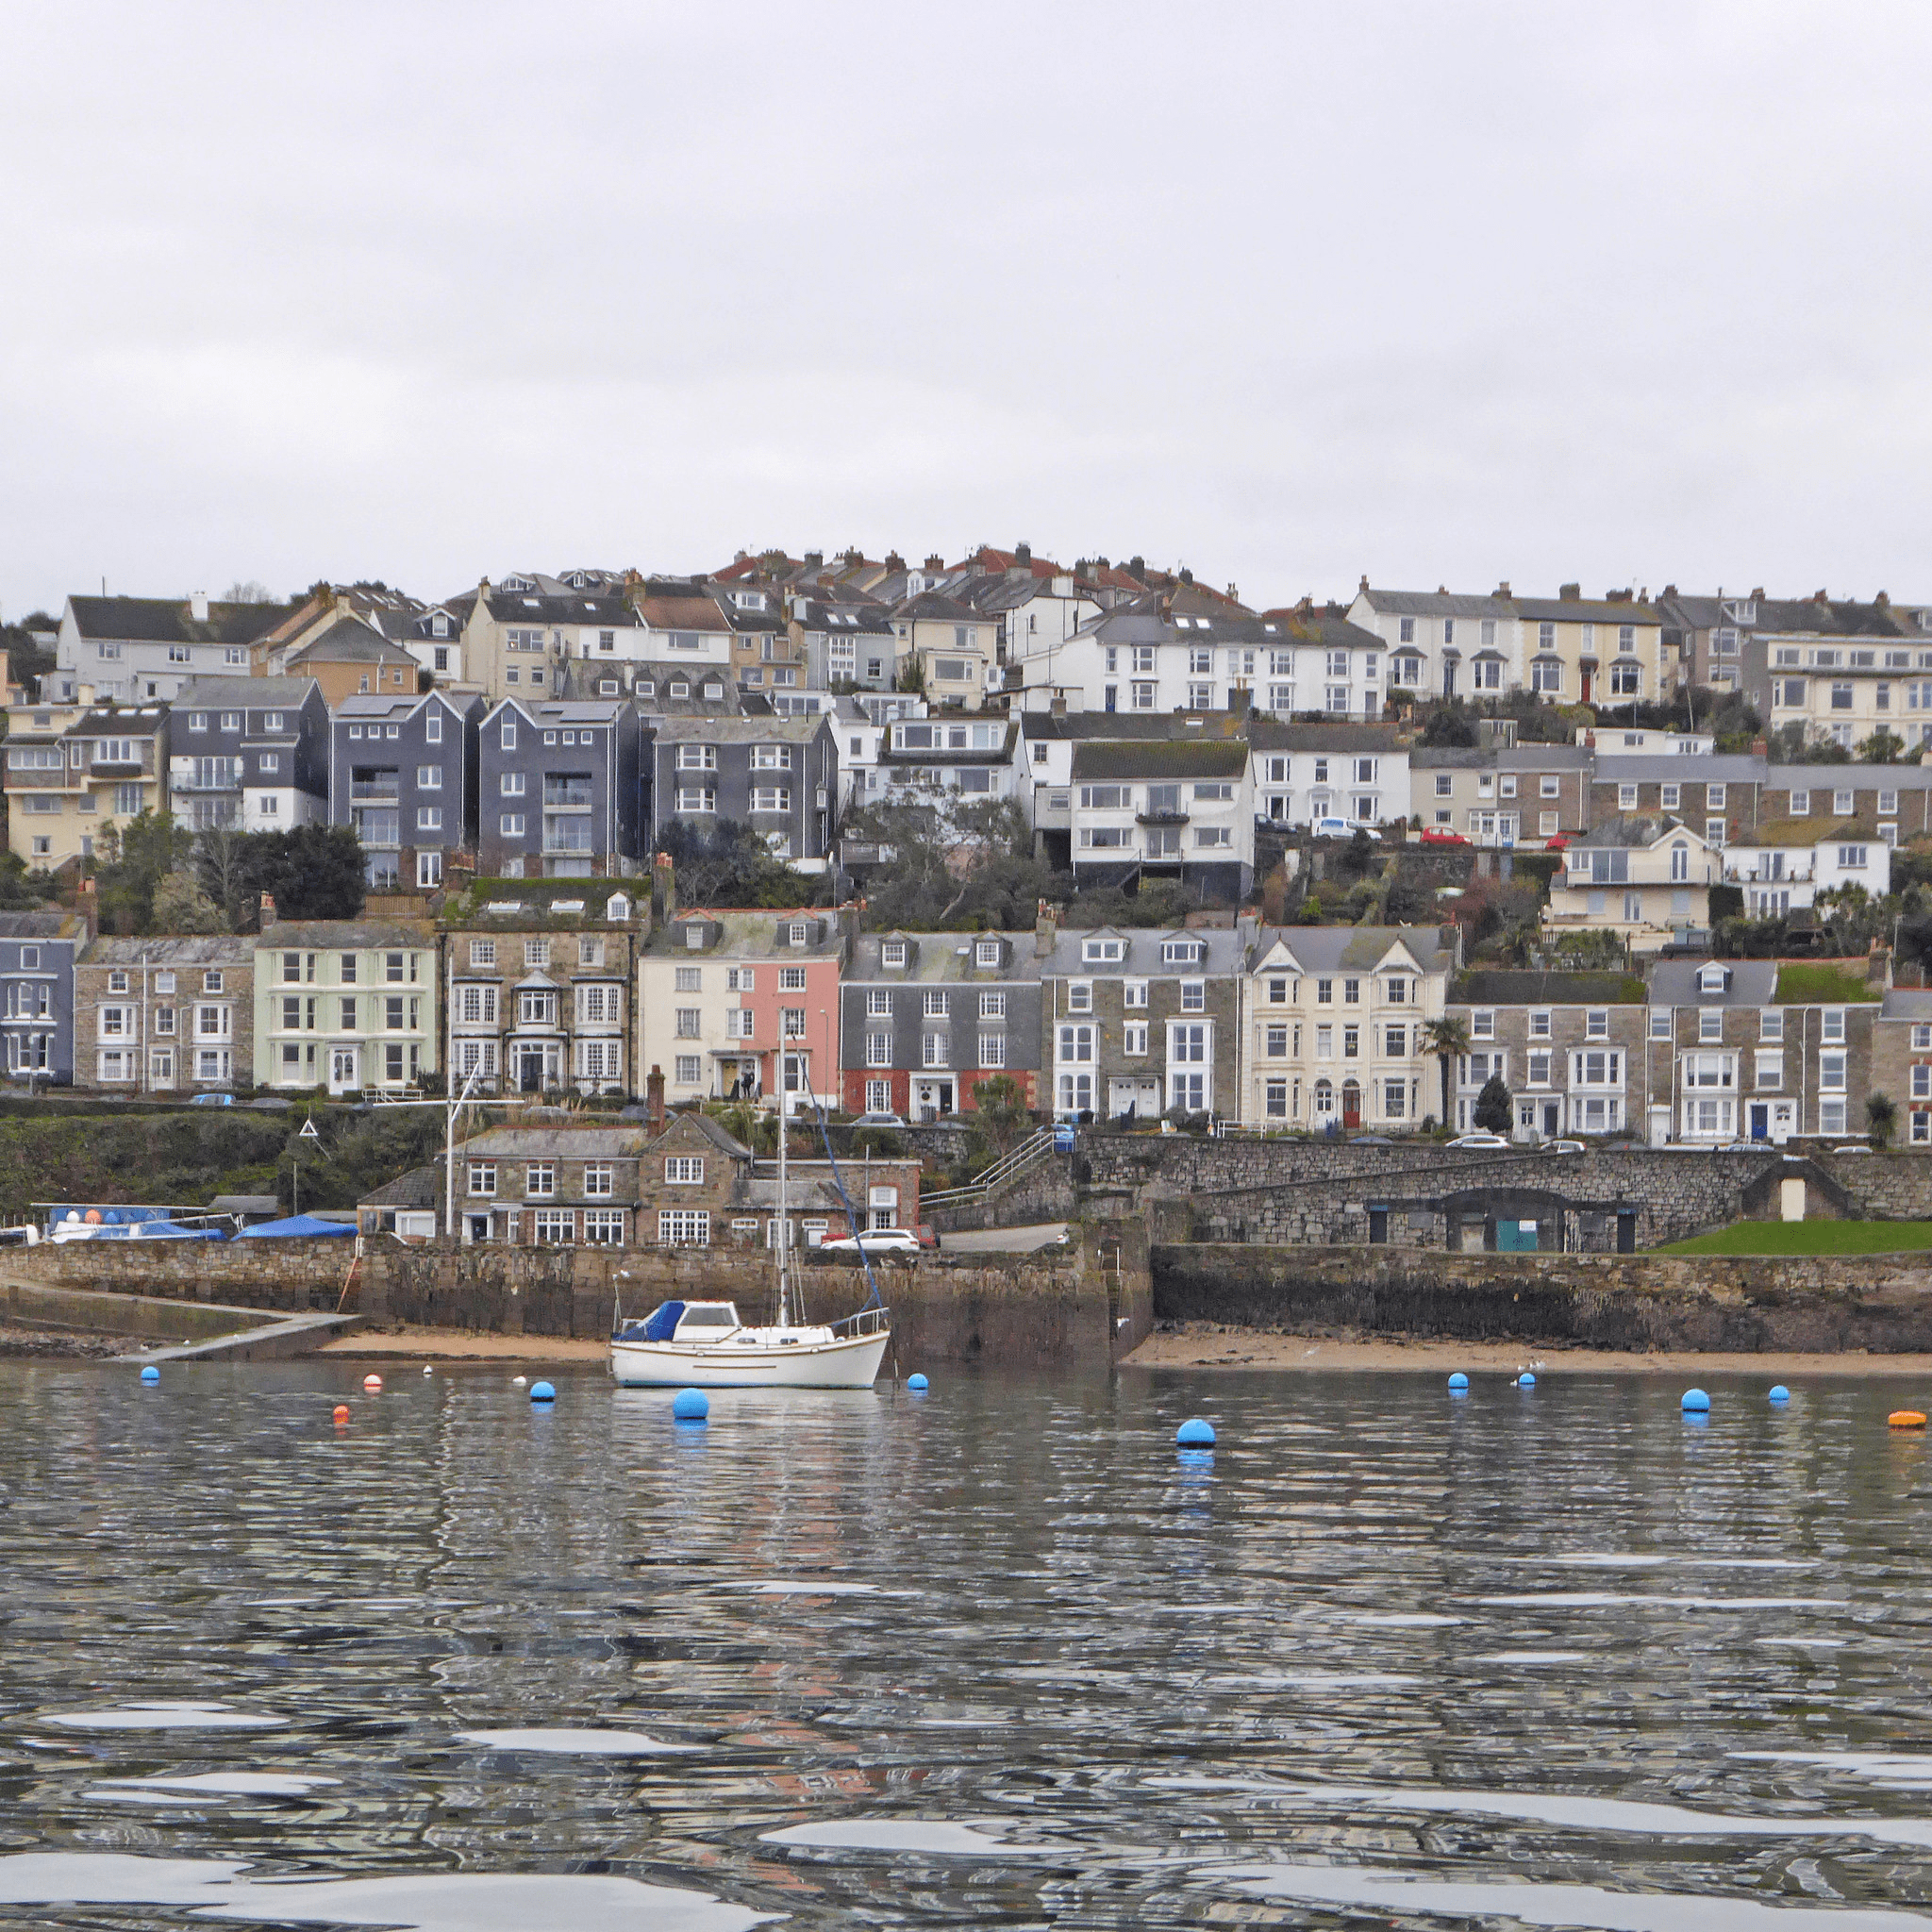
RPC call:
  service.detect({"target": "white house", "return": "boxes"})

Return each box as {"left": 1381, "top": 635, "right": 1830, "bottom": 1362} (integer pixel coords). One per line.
{"left": 1722, "top": 819, "right": 1892, "bottom": 919}
{"left": 1249, "top": 723, "right": 1413, "bottom": 827}
{"left": 55, "top": 593, "right": 290, "bottom": 704}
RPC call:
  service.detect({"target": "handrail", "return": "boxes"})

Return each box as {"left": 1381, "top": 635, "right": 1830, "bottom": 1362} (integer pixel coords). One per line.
{"left": 922, "top": 1125, "right": 1058, "bottom": 1208}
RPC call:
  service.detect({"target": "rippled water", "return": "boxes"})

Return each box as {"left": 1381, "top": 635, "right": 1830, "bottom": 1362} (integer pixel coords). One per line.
{"left": 6, "top": 1361, "right": 1932, "bottom": 1927}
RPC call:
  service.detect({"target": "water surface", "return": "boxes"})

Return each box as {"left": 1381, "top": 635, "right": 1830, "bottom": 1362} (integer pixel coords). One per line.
{"left": 3, "top": 1360, "right": 1932, "bottom": 1927}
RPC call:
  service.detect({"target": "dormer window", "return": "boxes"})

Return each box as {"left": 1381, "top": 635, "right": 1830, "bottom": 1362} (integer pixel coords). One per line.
{"left": 1698, "top": 965, "right": 1728, "bottom": 994}
{"left": 607, "top": 893, "right": 630, "bottom": 922}
{"left": 1082, "top": 938, "right": 1124, "bottom": 964}
{"left": 974, "top": 940, "right": 1001, "bottom": 968}
{"left": 882, "top": 941, "right": 908, "bottom": 968}
{"left": 788, "top": 923, "right": 808, "bottom": 946}
{"left": 1160, "top": 940, "right": 1206, "bottom": 965}
{"left": 682, "top": 924, "right": 705, "bottom": 950}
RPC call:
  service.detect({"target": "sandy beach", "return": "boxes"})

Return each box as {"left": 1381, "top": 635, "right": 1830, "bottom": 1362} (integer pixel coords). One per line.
{"left": 1124, "top": 1324, "right": 1932, "bottom": 1377}
{"left": 320, "top": 1325, "right": 609, "bottom": 1363}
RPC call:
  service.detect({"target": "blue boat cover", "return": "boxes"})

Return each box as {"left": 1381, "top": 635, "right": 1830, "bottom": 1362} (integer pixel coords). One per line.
{"left": 641, "top": 1300, "right": 685, "bottom": 1342}
{"left": 235, "top": 1213, "right": 356, "bottom": 1239}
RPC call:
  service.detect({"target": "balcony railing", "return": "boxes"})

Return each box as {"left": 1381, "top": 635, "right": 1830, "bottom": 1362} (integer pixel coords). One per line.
{"left": 350, "top": 780, "right": 400, "bottom": 800}
{"left": 1136, "top": 808, "right": 1190, "bottom": 825}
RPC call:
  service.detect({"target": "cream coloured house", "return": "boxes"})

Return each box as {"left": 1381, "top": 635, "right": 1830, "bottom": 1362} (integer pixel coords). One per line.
{"left": 1544, "top": 815, "right": 1721, "bottom": 955}
{"left": 1237, "top": 925, "right": 1458, "bottom": 1132}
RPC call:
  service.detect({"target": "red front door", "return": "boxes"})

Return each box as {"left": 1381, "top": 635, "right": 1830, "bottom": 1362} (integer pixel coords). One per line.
{"left": 1342, "top": 1086, "right": 1362, "bottom": 1130}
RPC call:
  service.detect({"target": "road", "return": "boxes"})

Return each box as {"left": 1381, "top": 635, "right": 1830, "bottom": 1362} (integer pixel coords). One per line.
{"left": 937, "top": 1223, "right": 1068, "bottom": 1255}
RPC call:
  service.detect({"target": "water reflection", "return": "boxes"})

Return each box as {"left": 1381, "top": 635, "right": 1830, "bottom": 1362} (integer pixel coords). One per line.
{"left": 5, "top": 1362, "right": 1932, "bottom": 1924}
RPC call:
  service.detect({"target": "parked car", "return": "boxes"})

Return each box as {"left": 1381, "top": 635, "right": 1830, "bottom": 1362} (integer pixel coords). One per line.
{"left": 815, "top": 1227, "right": 924, "bottom": 1257}
{"left": 852, "top": 1111, "right": 908, "bottom": 1129}
{"left": 1833, "top": 1144, "right": 1873, "bottom": 1155}
{"left": 1541, "top": 1139, "right": 1586, "bottom": 1155}
{"left": 189, "top": 1092, "right": 234, "bottom": 1108}
{"left": 1445, "top": 1131, "right": 1509, "bottom": 1149}
{"left": 1418, "top": 825, "right": 1469, "bottom": 846}
{"left": 1349, "top": 1135, "right": 1393, "bottom": 1145}
{"left": 243, "top": 1096, "right": 292, "bottom": 1111}
{"left": 1312, "top": 817, "right": 1381, "bottom": 841}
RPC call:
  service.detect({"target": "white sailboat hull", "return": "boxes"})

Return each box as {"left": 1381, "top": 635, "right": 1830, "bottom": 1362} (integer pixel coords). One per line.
{"left": 608, "top": 1328, "right": 891, "bottom": 1390}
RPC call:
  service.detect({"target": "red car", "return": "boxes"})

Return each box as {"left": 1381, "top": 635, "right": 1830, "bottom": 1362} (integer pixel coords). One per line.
{"left": 1418, "top": 825, "right": 1469, "bottom": 845}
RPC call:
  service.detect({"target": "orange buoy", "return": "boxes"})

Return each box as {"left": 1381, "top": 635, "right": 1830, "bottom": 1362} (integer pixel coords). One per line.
{"left": 1889, "top": 1410, "right": 1926, "bottom": 1429}
{"left": 332, "top": 1405, "right": 350, "bottom": 1424}
{"left": 362, "top": 1374, "right": 383, "bottom": 1391}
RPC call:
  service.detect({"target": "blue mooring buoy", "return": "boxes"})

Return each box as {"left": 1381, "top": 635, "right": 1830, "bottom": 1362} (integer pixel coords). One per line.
{"left": 1448, "top": 1372, "right": 1470, "bottom": 1393}
{"left": 1517, "top": 1372, "right": 1537, "bottom": 1390}
{"left": 1682, "top": 1388, "right": 1711, "bottom": 1413}
{"left": 139, "top": 1365, "right": 159, "bottom": 1384}
{"left": 907, "top": 1373, "right": 929, "bottom": 1391}
{"left": 1176, "top": 1417, "right": 1216, "bottom": 1447}
{"left": 529, "top": 1380, "right": 556, "bottom": 1403}
{"left": 673, "top": 1388, "right": 709, "bottom": 1423}
{"left": 1768, "top": 1385, "right": 1790, "bottom": 1404}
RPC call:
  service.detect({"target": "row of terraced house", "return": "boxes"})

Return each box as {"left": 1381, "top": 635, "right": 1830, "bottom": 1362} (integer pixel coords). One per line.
{"left": 2, "top": 881, "right": 1922, "bottom": 1148}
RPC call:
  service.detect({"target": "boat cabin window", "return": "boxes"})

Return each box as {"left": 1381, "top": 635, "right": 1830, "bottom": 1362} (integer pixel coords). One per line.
{"left": 675, "top": 1304, "right": 740, "bottom": 1329}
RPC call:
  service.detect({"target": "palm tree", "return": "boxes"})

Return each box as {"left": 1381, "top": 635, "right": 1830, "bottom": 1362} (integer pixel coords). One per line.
{"left": 1422, "top": 1015, "right": 1472, "bottom": 1134}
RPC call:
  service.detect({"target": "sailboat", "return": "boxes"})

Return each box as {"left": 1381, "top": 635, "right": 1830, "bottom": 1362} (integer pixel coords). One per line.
{"left": 608, "top": 1077, "right": 891, "bottom": 1390}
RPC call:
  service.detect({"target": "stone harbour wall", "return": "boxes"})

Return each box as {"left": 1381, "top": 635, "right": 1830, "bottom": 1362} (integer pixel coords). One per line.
{"left": 0, "top": 1226, "right": 1152, "bottom": 1370}
{"left": 1152, "top": 1243, "right": 1932, "bottom": 1355}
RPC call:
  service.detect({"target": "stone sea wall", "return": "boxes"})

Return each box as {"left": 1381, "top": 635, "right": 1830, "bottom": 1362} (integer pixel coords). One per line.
{"left": 1153, "top": 1243, "right": 1932, "bottom": 1354}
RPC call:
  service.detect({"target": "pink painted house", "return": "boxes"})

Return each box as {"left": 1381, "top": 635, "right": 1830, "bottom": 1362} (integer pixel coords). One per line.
{"left": 638, "top": 907, "right": 845, "bottom": 1114}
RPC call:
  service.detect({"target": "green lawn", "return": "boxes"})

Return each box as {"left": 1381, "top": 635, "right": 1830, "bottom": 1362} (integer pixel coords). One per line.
{"left": 1773, "top": 964, "right": 1881, "bottom": 1004}
{"left": 1657, "top": 1222, "right": 1932, "bottom": 1256}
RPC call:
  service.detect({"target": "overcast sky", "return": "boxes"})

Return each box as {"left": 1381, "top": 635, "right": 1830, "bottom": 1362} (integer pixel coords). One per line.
{"left": 4, "top": 1, "right": 1928, "bottom": 622}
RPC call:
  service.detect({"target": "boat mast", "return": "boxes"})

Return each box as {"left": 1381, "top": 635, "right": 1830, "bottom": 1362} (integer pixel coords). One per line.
{"left": 775, "top": 1064, "right": 790, "bottom": 1327}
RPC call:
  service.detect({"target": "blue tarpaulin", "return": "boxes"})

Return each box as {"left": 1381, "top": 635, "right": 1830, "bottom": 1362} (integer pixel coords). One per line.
{"left": 234, "top": 1214, "right": 357, "bottom": 1240}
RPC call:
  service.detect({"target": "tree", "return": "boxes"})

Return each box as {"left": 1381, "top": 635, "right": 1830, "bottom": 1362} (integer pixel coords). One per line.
{"left": 967, "top": 1074, "right": 1033, "bottom": 1160}
{"left": 1868, "top": 1092, "right": 1898, "bottom": 1150}
{"left": 1860, "top": 728, "right": 1907, "bottom": 764}
{"left": 153, "top": 869, "right": 225, "bottom": 933}
{"left": 0, "top": 852, "right": 56, "bottom": 911}
{"left": 1418, "top": 699, "right": 1478, "bottom": 747}
{"left": 1423, "top": 1015, "right": 1472, "bottom": 1133}
{"left": 219, "top": 580, "right": 276, "bottom": 604}
{"left": 92, "top": 810, "right": 194, "bottom": 933}
{"left": 654, "top": 818, "right": 817, "bottom": 909}
{"left": 843, "top": 793, "right": 1055, "bottom": 930}
{"left": 1770, "top": 720, "right": 1852, "bottom": 764}
{"left": 1813, "top": 883, "right": 1895, "bottom": 958}
{"left": 192, "top": 825, "right": 257, "bottom": 929}
{"left": 1474, "top": 1072, "right": 1512, "bottom": 1135}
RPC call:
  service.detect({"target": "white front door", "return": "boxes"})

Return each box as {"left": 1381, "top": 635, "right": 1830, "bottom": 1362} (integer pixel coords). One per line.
{"left": 329, "top": 1046, "right": 359, "bottom": 1094}
{"left": 912, "top": 1077, "right": 955, "bottom": 1122}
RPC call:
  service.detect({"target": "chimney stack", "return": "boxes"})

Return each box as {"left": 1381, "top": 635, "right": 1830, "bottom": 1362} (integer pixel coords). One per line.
{"left": 1358, "top": 574, "right": 1370, "bottom": 593}
{"left": 1559, "top": 583, "right": 1581, "bottom": 601}
{"left": 259, "top": 893, "right": 277, "bottom": 927}
{"left": 1035, "top": 898, "right": 1060, "bottom": 958}
{"left": 189, "top": 591, "right": 208, "bottom": 624}
{"left": 652, "top": 849, "right": 676, "bottom": 926}
{"left": 924, "top": 554, "right": 943, "bottom": 572}
{"left": 646, "top": 1065, "right": 666, "bottom": 1130}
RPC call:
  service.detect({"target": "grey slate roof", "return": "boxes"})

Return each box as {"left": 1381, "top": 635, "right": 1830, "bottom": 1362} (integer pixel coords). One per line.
{"left": 358, "top": 1165, "right": 441, "bottom": 1211}
{"left": 1357, "top": 589, "right": 1514, "bottom": 619}
{"left": 175, "top": 675, "right": 320, "bottom": 708}
{"left": 1647, "top": 959, "right": 1776, "bottom": 1007}
{"left": 1041, "top": 924, "right": 1251, "bottom": 977}
{"left": 453, "top": 1127, "right": 651, "bottom": 1159}
{"left": 258, "top": 920, "right": 435, "bottom": 949}
{"left": 1765, "top": 764, "right": 1932, "bottom": 791}
{"left": 1249, "top": 720, "right": 1404, "bottom": 753}
{"left": 1592, "top": 755, "right": 1768, "bottom": 785}
{"left": 846, "top": 932, "right": 1040, "bottom": 983}
{"left": 67, "top": 596, "right": 296, "bottom": 645}
{"left": 1881, "top": 990, "right": 1932, "bottom": 1020}
{"left": 287, "top": 618, "right": 417, "bottom": 664}
{"left": 1257, "top": 924, "right": 1458, "bottom": 975}
{"left": 1071, "top": 740, "right": 1247, "bottom": 780}
{"left": 1569, "top": 813, "right": 1685, "bottom": 848}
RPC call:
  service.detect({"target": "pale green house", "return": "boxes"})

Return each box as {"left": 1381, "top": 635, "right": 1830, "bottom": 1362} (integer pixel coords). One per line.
{"left": 251, "top": 918, "right": 438, "bottom": 1095}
